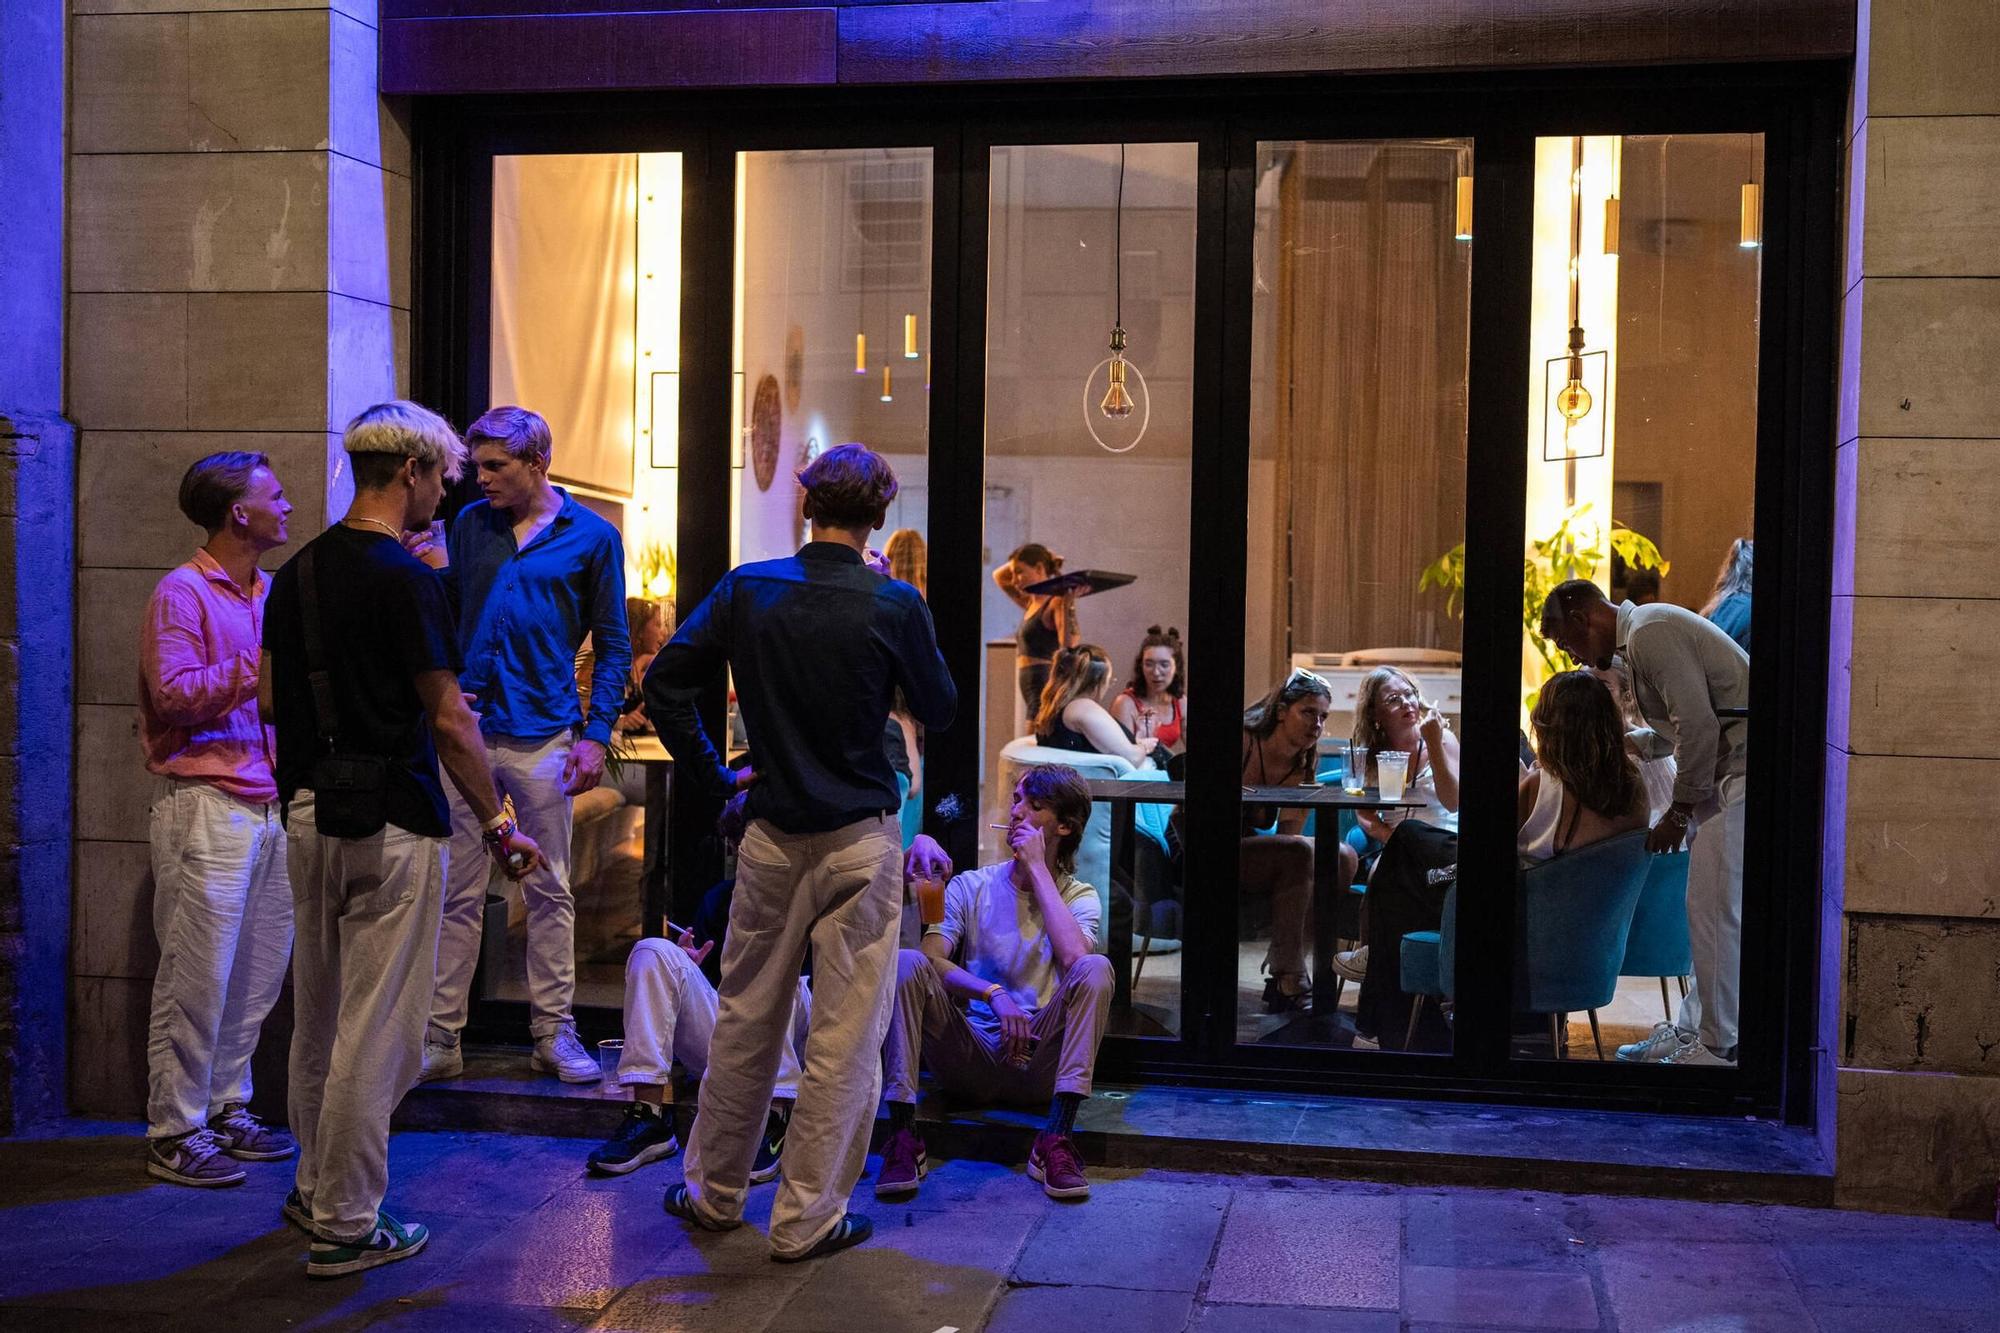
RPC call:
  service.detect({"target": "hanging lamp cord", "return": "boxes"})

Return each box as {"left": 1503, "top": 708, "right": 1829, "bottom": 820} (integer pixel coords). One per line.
{"left": 1114, "top": 143, "right": 1126, "bottom": 330}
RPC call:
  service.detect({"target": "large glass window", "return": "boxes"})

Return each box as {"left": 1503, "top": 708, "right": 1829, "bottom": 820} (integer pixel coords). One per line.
{"left": 982, "top": 143, "right": 1197, "bottom": 1039}
{"left": 1238, "top": 139, "right": 1474, "bottom": 1052}
{"left": 482, "top": 151, "right": 685, "bottom": 1014}
{"left": 1519, "top": 133, "right": 1761, "bottom": 1066}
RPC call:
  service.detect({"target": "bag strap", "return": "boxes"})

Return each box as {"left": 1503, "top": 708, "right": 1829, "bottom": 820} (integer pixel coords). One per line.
{"left": 297, "top": 544, "right": 343, "bottom": 749}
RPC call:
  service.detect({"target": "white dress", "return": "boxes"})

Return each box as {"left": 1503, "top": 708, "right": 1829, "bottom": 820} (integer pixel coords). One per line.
{"left": 1517, "top": 767, "right": 1568, "bottom": 865}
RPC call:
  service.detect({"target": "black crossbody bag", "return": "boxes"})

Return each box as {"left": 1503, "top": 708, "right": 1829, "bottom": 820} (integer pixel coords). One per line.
{"left": 299, "top": 544, "right": 390, "bottom": 838}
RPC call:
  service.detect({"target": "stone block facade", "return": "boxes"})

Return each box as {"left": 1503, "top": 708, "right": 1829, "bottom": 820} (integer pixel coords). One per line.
{"left": 62, "top": 0, "right": 409, "bottom": 1118}
{"left": 1827, "top": 0, "right": 2000, "bottom": 1215}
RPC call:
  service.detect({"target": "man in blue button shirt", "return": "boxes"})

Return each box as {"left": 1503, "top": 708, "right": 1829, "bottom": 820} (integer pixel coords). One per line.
{"left": 649, "top": 443, "right": 955, "bottom": 1262}
{"left": 415, "top": 406, "right": 630, "bottom": 1084}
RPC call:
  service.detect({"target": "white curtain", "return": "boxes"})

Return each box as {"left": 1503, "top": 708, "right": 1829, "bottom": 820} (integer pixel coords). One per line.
{"left": 490, "top": 154, "right": 637, "bottom": 496}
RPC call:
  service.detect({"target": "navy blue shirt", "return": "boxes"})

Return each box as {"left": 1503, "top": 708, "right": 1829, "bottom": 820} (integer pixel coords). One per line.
{"left": 445, "top": 489, "right": 629, "bottom": 746}
{"left": 646, "top": 542, "right": 956, "bottom": 834}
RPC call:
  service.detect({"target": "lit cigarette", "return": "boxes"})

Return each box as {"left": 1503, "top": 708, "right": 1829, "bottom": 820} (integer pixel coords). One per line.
{"left": 989, "top": 823, "right": 1011, "bottom": 830}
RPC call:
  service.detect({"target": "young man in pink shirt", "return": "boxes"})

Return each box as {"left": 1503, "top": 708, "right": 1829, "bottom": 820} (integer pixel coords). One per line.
{"left": 139, "top": 451, "right": 299, "bottom": 1186}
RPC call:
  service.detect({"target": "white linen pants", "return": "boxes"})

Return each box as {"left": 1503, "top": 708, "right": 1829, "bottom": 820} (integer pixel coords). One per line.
{"left": 286, "top": 794, "right": 445, "bottom": 1242}
{"left": 617, "top": 937, "right": 810, "bottom": 1098}
{"left": 1675, "top": 771, "right": 1746, "bottom": 1054}
{"left": 683, "top": 814, "right": 901, "bottom": 1258}
{"left": 145, "top": 778, "right": 294, "bottom": 1140}
{"left": 435, "top": 733, "right": 575, "bottom": 1039}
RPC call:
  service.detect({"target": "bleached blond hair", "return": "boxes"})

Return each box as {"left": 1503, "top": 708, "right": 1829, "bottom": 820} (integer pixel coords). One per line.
{"left": 343, "top": 401, "right": 467, "bottom": 482}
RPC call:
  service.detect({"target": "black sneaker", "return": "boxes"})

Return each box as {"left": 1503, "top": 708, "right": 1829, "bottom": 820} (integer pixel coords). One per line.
{"left": 748, "top": 1104, "right": 790, "bottom": 1184}
{"left": 587, "top": 1102, "right": 679, "bottom": 1176}
{"left": 773, "top": 1212, "right": 873, "bottom": 1263}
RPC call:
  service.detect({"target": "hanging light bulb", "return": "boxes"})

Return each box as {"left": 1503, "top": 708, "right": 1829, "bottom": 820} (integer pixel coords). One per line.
{"left": 1100, "top": 326, "right": 1135, "bottom": 420}
{"left": 854, "top": 332, "right": 867, "bottom": 375}
{"left": 904, "top": 313, "right": 920, "bottom": 359}
{"left": 1602, "top": 196, "right": 1620, "bottom": 258}
{"left": 1454, "top": 175, "right": 1474, "bottom": 241}
{"left": 880, "top": 364, "right": 894, "bottom": 403}
{"left": 1557, "top": 325, "right": 1593, "bottom": 424}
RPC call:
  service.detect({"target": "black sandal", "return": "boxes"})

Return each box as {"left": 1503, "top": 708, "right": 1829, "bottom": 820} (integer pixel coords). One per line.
{"left": 1262, "top": 978, "right": 1310, "bottom": 1014}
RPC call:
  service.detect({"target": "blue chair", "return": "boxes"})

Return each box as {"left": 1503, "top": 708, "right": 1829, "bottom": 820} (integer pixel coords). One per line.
{"left": 1620, "top": 850, "right": 1692, "bottom": 1021}
{"left": 1399, "top": 830, "right": 1651, "bottom": 1058}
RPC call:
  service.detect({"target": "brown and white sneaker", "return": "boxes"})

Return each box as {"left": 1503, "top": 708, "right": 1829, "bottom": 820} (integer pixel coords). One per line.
{"left": 209, "top": 1103, "right": 297, "bottom": 1161}
{"left": 1027, "top": 1131, "right": 1090, "bottom": 1200}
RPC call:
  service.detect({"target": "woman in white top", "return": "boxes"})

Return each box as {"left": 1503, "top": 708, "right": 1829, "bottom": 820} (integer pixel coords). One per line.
{"left": 1348, "top": 671, "right": 1646, "bottom": 1048}
{"left": 1349, "top": 666, "right": 1461, "bottom": 845}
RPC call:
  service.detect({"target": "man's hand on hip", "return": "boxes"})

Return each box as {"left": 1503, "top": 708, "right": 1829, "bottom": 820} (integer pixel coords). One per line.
{"left": 562, "top": 739, "right": 608, "bottom": 796}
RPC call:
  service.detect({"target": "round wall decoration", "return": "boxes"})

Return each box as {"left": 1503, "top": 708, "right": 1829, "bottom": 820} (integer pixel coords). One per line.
{"left": 749, "top": 373, "right": 782, "bottom": 491}
{"left": 783, "top": 325, "right": 805, "bottom": 413}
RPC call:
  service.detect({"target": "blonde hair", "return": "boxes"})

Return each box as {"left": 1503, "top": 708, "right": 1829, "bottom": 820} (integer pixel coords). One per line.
{"left": 467, "top": 405, "right": 553, "bottom": 468}
{"left": 1351, "top": 665, "right": 1422, "bottom": 753}
{"left": 885, "top": 528, "right": 927, "bottom": 597}
{"left": 343, "top": 401, "right": 467, "bottom": 482}
{"left": 1034, "top": 644, "right": 1112, "bottom": 738}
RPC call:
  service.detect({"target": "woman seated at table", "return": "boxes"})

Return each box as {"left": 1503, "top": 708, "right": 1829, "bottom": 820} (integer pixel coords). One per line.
{"left": 1240, "top": 670, "right": 1360, "bottom": 1014}
{"left": 1111, "top": 625, "right": 1188, "bottom": 754}
{"left": 1034, "top": 644, "right": 1162, "bottom": 770}
{"left": 1351, "top": 670, "right": 1648, "bottom": 1049}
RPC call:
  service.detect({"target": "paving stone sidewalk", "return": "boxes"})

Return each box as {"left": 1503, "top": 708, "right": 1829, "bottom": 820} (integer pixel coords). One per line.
{"left": 2, "top": 1120, "right": 1995, "bottom": 1331}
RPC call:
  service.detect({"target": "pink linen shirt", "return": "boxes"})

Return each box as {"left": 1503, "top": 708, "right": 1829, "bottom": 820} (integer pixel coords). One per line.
{"left": 138, "top": 549, "right": 277, "bottom": 804}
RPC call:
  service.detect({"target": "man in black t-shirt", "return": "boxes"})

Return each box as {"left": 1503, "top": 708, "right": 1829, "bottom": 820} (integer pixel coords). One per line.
{"left": 261, "top": 401, "right": 543, "bottom": 1280}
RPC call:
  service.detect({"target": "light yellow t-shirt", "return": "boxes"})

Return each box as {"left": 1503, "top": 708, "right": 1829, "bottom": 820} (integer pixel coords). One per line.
{"left": 930, "top": 861, "right": 1100, "bottom": 1036}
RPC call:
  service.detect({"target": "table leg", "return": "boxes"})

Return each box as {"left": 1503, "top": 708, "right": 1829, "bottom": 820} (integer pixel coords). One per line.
{"left": 1311, "top": 817, "right": 1342, "bottom": 1013}
{"left": 642, "top": 764, "right": 669, "bottom": 938}
{"left": 1109, "top": 799, "right": 1136, "bottom": 1011}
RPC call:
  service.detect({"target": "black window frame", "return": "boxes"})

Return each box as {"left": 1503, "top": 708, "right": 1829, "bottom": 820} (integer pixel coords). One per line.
{"left": 415, "top": 59, "right": 1843, "bottom": 1125}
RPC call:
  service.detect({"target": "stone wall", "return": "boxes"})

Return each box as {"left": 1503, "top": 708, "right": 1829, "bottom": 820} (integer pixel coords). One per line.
{"left": 66, "top": 0, "right": 409, "bottom": 1115}
{"left": 1829, "top": 0, "right": 2000, "bottom": 1215}
{"left": 0, "top": 0, "right": 76, "bottom": 1134}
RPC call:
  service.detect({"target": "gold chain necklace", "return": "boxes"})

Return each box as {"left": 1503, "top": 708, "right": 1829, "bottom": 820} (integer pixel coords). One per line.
{"left": 347, "top": 518, "right": 402, "bottom": 540}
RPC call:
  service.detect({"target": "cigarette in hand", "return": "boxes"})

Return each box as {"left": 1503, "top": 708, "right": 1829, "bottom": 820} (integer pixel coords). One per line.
{"left": 989, "top": 823, "right": 1011, "bottom": 830}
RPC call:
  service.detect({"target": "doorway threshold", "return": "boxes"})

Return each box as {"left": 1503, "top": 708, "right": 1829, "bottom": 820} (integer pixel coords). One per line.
{"left": 399, "top": 1046, "right": 1832, "bottom": 1206}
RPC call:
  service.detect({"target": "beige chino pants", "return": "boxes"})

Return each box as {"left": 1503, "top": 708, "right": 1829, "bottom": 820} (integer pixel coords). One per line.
{"left": 683, "top": 814, "right": 901, "bottom": 1258}
{"left": 285, "top": 794, "right": 445, "bottom": 1242}
{"left": 881, "top": 948, "right": 1113, "bottom": 1106}
{"left": 434, "top": 733, "right": 576, "bottom": 1040}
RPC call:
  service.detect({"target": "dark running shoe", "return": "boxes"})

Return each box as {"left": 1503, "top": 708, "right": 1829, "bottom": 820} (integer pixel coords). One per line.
{"left": 773, "top": 1212, "right": 872, "bottom": 1263}
{"left": 874, "top": 1126, "right": 926, "bottom": 1199}
{"left": 1027, "top": 1131, "right": 1090, "bottom": 1200}
{"left": 588, "top": 1102, "right": 679, "bottom": 1176}
{"left": 662, "top": 1183, "right": 736, "bottom": 1232}
{"left": 749, "top": 1105, "right": 789, "bottom": 1184}
{"left": 209, "top": 1103, "right": 296, "bottom": 1162}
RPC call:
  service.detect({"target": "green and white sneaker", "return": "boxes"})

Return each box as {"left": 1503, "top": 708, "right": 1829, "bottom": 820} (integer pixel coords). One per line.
{"left": 281, "top": 1187, "right": 318, "bottom": 1236}
{"left": 305, "top": 1211, "right": 429, "bottom": 1279}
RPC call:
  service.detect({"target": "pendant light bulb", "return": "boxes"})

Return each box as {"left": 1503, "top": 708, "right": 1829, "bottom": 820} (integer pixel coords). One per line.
{"left": 1099, "top": 327, "right": 1135, "bottom": 421}
{"left": 904, "top": 313, "right": 920, "bottom": 359}
{"left": 1739, "top": 182, "right": 1762, "bottom": 249}
{"left": 1557, "top": 327, "right": 1593, "bottom": 425}
{"left": 854, "top": 332, "right": 867, "bottom": 375}
{"left": 880, "top": 364, "right": 894, "bottom": 403}
{"left": 1454, "top": 175, "right": 1474, "bottom": 241}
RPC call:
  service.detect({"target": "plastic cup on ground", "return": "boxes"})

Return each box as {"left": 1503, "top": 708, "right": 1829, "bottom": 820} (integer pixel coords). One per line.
{"left": 597, "top": 1040, "right": 628, "bottom": 1097}
{"left": 1377, "top": 751, "right": 1409, "bottom": 802}
{"left": 1343, "top": 744, "right": 1370, "bottom": 796}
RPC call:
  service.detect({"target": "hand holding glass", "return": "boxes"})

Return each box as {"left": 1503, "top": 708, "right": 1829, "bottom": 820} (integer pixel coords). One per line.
{"left": 914, "top": 875, "right": 947, "bottom": 926}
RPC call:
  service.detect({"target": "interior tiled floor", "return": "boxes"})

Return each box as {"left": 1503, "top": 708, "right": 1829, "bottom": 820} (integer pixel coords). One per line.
{"left": 3, "top": 1120, "right": 1993, "bottom": 1332}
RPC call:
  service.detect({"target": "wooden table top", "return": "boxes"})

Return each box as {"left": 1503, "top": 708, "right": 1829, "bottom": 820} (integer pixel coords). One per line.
{"left": 619, "top": 734, "right": 673, "bottom": 766}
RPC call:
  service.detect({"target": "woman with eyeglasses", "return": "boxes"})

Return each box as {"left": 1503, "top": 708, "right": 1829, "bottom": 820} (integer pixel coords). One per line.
{"left": 1110, "top": 625, "right": 1187, "bottom": 753}
{"left": 1033, "top": 644, "right": 1162, "bottom": 770}
{"left": 1240, "top": 670, "right": 1361, "bottom": 1013}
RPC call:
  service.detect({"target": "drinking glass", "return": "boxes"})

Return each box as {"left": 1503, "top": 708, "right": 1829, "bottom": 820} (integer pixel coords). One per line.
{"left": 915, "top": 876, "right": 947, "bottom": 927}
{"left": 1343, "top": 743, "right": 1370, "bottom": 795}
{"left": 1377, "top": 750, "right": 1410, "bottom": 801}
{"left": 597, "top": 1039, "right": 627, "bottom": 1097}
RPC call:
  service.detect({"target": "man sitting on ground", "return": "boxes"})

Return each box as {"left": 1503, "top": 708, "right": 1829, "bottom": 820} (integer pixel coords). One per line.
{"left": 588, "top": 794, "right": 809, "bottom": 1180}
{"left": 877, "top": 765, "right": 1113, "bottom": 1202}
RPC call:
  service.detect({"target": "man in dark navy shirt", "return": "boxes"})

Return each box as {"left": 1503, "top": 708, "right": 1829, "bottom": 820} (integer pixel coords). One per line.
{"left": 648, "top": 443, "right": 954, "bottom": 1262}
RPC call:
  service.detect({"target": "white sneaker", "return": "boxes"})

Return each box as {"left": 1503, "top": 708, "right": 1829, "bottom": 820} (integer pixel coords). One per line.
{"left": 1331, "top": 946, "right": 1369, "bottom": 983}
{"left": 418, "top": 1038, "right": 463, "bottom": 1083}
{"left": 532, "top": 1024, "right": 600, "bottom": 1083}
{"left": 1615, "top": 1022, "right": 1694, "bottom": 1063}
{"left": 1659, "top": 1039, "right": 1734, "bottom": 1067}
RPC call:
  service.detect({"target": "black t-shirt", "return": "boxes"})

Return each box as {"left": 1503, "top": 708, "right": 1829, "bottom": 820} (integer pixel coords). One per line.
{"left": 264, "top": 525, "right": 461, "bottom": 837}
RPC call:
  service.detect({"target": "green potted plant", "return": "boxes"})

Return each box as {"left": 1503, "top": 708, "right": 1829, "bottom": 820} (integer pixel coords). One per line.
{"left": 1419, "top": 502, "right": 1668, "bottom": 707}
